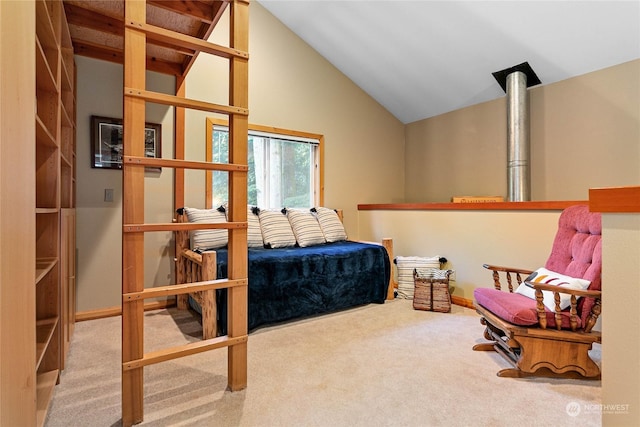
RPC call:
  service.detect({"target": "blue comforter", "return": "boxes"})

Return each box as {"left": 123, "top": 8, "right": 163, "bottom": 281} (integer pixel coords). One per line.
{"left": 189, "top": 241, "right": 390, "bottom": 333}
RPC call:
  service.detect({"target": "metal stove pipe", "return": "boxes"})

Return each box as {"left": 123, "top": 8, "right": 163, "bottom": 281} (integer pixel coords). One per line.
{"left": 506, "top": 70, "right": 530, "bottom": 202}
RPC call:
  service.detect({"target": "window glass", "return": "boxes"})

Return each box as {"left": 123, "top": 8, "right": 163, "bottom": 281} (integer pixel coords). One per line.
{"left": 208, "top": 121, "right": 321, "bottom": 209}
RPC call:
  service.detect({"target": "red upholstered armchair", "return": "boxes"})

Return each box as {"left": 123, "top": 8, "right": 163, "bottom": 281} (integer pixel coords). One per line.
{"left": 473, "top": 204, "right": 602, "bottom": 379}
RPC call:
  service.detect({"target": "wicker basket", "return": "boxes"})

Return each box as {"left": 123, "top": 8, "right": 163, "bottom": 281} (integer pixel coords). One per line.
{"left": 413, "top": 269, "right": 452, "bottom": 313}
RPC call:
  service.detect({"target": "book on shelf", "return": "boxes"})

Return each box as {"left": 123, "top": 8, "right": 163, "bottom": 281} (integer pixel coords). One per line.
{"left": 451, "top": 196, "right": 504, "bottom": 203}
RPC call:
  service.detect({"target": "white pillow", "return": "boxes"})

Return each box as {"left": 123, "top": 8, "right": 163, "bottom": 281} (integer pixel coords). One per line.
{"left": 314, "top": 207, "right": 347, "bottom": 242}
{"left": 247, "top": 206, "right": 264, "bottom": 248}
{"left": 395, "top": 256, "right": 441, "bottom": 299}
{"left": 515, "top": 267, "right": 591, "bottom": 311}
{"left": 287, "top": 209, "right": 326, "bottom": 247}
{"left": 258, "top": 209, "right": 296, "bottom": 248}
{"left": 184, "top": 206, "right": 228, "bottom": 251}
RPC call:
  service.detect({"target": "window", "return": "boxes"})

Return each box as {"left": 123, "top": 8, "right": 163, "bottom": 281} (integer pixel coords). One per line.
{"left": 206, "top": 118, "right": 323, "bottom": 209}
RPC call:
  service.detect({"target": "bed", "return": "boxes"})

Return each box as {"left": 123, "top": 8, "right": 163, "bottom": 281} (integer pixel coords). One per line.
{"left": 175, "top": 208, "right": 394, "bottom": 338}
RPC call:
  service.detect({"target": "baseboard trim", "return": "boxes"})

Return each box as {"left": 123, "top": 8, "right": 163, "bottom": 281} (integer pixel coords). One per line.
{"left": 452, "top": 295, "right": 475, "bottom": 310}
{"left": 76, "top": 299, "right": 177, "bottom": 322}
{"left": 77, "top": 296, "right": 473, "bottom": 321}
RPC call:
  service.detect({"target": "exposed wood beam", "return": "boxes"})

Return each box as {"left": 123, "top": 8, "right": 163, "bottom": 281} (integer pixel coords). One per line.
{"left": 73, "top": 39, "right": 182, "bottom": 75}
{"left": 64, "top": 3, "right": 196, "bottom": 59}
{"left": 72, "top": 39, "right": 123, "bottom": 63}
{"left": 182, "top": 0, "right": 228, "bottom": 76}
{"left": 146, "top": 56, "right": 184, "bottom": 76}
{"left": 64, "top": 3, "right": 122, "bottom": 37}
{"left": 147, "top": 0, "right": 223, "bottom": 24}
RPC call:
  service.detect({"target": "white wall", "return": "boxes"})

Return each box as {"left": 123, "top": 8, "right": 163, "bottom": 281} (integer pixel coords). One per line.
{"left": 601, "top": 213, "right": 640, "bottom": 426}
{"left": 358, "top": 209, "right": 561, "bottom": 300}
{"left": 75, "top": 57, "right": 175, "bottom": 311}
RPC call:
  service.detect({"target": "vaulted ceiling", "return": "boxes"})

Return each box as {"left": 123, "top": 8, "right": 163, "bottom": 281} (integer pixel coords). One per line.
{"left": 62, "top": 1, "right": 640, "bottom": 125}
{"left": 258, "top": 1, "right": 640, "bottom": 124}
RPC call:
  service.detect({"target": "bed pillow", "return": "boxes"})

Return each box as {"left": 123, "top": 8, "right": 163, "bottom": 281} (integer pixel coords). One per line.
{"left": 395, "top": 255, "right": 441, "bottom": 299}
{"left": 313, "top": 207, "right": 348, "bottom": 242}
{"left": 515, "top": 267, "right": 591, "bottom": 311}
{"left": 247, "top": 206, "right": 264, "bottom": 248}
{"left": 258, "top": 209, "right": 297, "bottom": 248}
{"left": 287, "top": 209, "right": 326, "bottom": 247}
{"left": 184, "top": 206, "right": 228, "bottom": 251}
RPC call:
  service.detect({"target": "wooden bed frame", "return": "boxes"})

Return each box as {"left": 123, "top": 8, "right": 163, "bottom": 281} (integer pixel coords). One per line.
{"left": 175, "top": 209, "right": 396, "bottom": 339}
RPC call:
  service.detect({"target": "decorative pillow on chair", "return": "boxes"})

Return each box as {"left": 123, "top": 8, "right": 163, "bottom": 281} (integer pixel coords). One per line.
{"left": 313, "top": 207, "right": 347, "bottom": 242}
{"left": 247, "top": 206, "right": 264, "bottom": 248}
{"left": 184, "top": 206, "right": 228, "bottom": 251}
{"left": 287, "top": 209, "right": 326, "bottom": 247}
{"left": 258, "top": 209, "right": 297, "bottom": 248}
{"left": 394, "top": 256, "right": 442, "bottom": 299}
{"left": 515, "top": 267, "right": 591, "bottom": 311}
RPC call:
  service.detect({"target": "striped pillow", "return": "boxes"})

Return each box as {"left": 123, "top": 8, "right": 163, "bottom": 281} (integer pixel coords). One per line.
{"left": 287, "top": 209, "right": 326, "bottom": 247}
{"left": 258, "top": 209, "right": 296, "bottom": 248}
{"left": 184, "top": 206, "right": 228, "bottom": 251}
{"left": 314, "top": 207, "right": 347, "bottom": 242}
{"left": 247, "top": 206, "right": 264, "bottom": 248}
{"left": 395, "top": 256, "right": 441, "bottom": 299}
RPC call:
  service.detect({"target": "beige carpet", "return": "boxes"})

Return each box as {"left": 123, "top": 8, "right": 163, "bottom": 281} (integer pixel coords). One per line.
{"left": 45, "top": 300, "right": 601, "bottom": 426}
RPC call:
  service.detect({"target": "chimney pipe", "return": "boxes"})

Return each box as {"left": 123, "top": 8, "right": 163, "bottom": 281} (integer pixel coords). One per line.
{"left": 506, "top": 71, "right": 530, "bottom": 202}
{"left": 492, "top": 62, "right": 540, "bottom": 202}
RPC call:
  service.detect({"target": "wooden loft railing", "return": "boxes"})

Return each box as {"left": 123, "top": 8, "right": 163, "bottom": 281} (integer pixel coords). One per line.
{"left": 358, "top": 200, "right": 587, "bottom": 211}
{"left": 589, "top": 186, "right": 640, "bottom": 213}
{"left": 121, "top": 1, "right": 249, "bottom": 425}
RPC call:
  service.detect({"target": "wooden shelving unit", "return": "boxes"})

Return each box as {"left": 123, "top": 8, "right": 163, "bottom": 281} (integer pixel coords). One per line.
{"left": 34, "top": 0, "right": 76, "bottom": 423}
{"left": 1, "top": 0, "right": 74, "bottom": 424}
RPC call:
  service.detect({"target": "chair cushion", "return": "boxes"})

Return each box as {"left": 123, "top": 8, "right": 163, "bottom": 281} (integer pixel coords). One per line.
{"left": 474, "top": 288, "right": 583, "bottom": 329}
{"left": 475, "top": 288, "right": 539, "bottom": 325}
{"left": 544, "top": 204, "right": 601, "bottom": 327}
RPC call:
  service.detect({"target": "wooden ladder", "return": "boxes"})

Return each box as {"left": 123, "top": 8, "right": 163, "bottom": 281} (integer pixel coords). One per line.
{"left": 121, "top": 1, "right": 249, "bottom": 425}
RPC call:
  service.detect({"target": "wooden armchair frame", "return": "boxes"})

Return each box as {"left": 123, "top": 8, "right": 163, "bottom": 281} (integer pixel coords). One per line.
{"left": 473, "top": 205, "right": 602, "bottom": 380}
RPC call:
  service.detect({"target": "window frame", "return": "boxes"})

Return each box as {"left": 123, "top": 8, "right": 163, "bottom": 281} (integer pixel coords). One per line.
{"left": 205, "top": 117, "right": 324, "bottom": 209}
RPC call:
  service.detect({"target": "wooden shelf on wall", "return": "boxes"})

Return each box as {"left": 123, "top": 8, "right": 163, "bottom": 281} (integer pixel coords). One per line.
{"left": 358, "top": 200, "right": 588, "bottom": 211}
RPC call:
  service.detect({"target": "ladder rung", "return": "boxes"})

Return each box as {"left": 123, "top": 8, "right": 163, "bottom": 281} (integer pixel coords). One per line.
{"left": 125, "top": 20, "right": 248, "bottom": 60}
{"left": 124, "top": 88, "right": 248, "bottom": 116}
{"left": 123, "top": 156, "right": 248, "bottom": 172}
{"left": 123, "top": 277, "right": 248, "bottom": 301}
{"left": 123, "top": 334, "right": 248, "bottom": 371}
{"left": 123, "top": 222, "right": 247, "bottom": 233}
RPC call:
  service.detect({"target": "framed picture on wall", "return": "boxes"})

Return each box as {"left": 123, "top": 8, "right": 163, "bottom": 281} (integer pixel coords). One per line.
{"left": 91, "top": 115, "right": 162, "bottom": 170}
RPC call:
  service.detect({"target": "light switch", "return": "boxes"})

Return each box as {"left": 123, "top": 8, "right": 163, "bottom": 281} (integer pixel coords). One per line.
{"left": 104, "top": 188, "right": 114, "bottom": 202}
